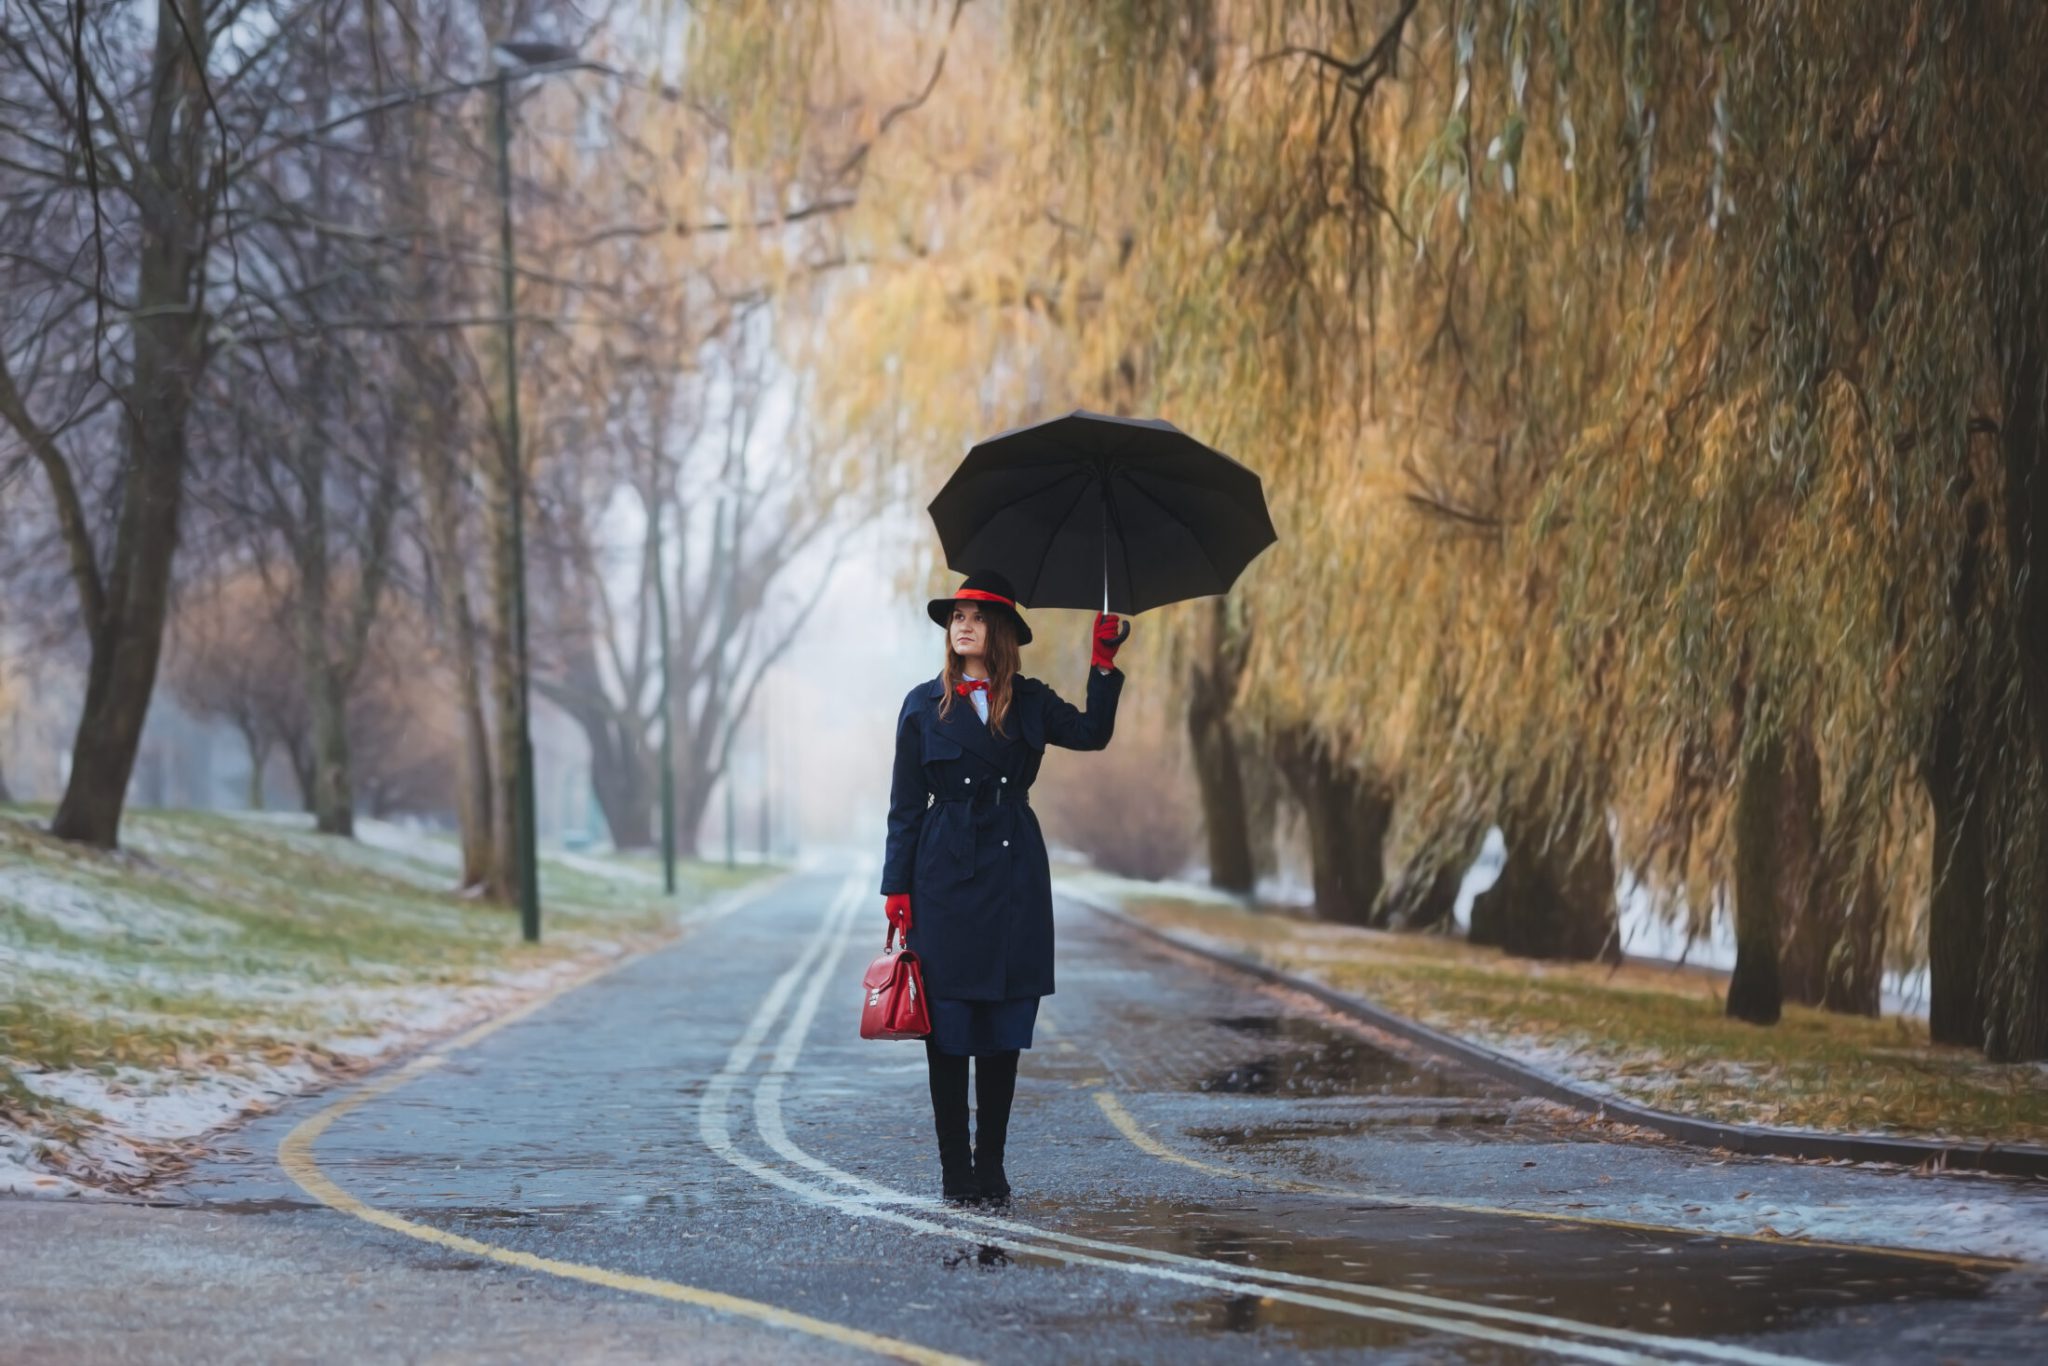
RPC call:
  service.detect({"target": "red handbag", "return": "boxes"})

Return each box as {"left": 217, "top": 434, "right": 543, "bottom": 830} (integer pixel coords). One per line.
{"left": 860, "top": 926, "right": 932, "bottom": 1040}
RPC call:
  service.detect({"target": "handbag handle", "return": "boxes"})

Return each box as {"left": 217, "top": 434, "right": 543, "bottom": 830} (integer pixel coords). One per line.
{"left": 884, "top": 922, "right": 904, "bottom": 953}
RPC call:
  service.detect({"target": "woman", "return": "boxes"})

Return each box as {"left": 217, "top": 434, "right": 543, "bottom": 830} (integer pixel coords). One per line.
{"left": 880, "top": 569, "right": 1129, "bottom": 1204}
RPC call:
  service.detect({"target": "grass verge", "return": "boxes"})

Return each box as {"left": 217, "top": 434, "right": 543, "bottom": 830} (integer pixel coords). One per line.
{"left": 0, "top": 806, "right": 773, "bottom": 1191}
{"left": 1102, "top": 889, "right": 2048, "bottom": 1148}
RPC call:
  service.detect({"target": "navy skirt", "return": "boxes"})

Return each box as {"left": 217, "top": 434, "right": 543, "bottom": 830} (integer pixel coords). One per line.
{"left": 928, "top": 996, "right": 1039, "bottom": 1057}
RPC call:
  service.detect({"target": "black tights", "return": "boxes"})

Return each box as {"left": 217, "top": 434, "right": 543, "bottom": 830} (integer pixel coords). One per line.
{"left": 924, "top": 1040, "right": 1020, "bottom": 1195}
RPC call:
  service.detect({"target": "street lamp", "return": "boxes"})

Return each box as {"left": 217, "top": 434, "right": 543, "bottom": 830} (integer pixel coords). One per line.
{"left": 650, "top": 495, "right": 678, "bottom": 896}
{"left": 490, "top": 38, "right": 579, "bottom": 943}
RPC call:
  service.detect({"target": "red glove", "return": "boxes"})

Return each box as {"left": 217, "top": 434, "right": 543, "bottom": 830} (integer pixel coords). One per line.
{"left": 884, "top": 893, "right": 912, "bottom": 937}
{"left": 1091, "top": 612, "right": 1131, "bottom": 671}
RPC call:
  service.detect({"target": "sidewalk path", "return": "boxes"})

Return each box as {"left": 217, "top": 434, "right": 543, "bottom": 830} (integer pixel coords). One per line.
{"left": 15, "top": 867, "right": 2044, "bottom": 1363}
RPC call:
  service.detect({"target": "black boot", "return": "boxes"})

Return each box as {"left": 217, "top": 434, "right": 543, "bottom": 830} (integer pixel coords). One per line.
{"left": 924, "top": 1039, "right": 978, "bottom": 1203}
{"left": 973, "top": 1049, "right": 1020, "bottom": 1204}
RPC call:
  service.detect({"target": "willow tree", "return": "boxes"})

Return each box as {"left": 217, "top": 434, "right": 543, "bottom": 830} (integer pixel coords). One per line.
{"left": 952, "top": 1, "right": 2048, "bottom": 1053}
{"left": 691, "top": 2, "right": 2048, "bottom": 1055}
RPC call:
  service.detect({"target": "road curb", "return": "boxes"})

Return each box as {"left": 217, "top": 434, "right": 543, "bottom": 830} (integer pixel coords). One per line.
{"left": 1073, "top": 893, "right": 2048, "bottom": 1182}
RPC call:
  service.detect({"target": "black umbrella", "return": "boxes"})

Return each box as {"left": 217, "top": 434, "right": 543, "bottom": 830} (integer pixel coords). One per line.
{"left": 928, "top": 410, "right": 1278, "bottom": 615}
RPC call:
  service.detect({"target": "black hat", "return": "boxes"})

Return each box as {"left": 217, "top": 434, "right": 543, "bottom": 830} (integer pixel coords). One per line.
{"left": 927, "top": 570, "right": 1033, "bottom": 646}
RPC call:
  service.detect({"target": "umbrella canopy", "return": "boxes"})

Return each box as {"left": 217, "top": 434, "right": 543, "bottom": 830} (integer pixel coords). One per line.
{"left": 928, "top": 410, "right": 1278, "bottom": 615}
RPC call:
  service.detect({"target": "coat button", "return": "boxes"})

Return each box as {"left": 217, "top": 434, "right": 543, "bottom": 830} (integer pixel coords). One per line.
{"left": 1002, "top": 840, "right": 1009, "bottom": 847}
{"left": 1000, "top": 777, "right": 1008, "bottom": 784}
{"left": 963, "top": 777, "right": 971, "bottom": 784}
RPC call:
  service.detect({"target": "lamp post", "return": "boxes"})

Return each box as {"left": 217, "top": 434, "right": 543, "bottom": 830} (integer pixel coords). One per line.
{"left": 490, "top": 39, "right": 578, "bottom": 943}
{"left": 650, "top": 495, "right": 678, "bottom": 895}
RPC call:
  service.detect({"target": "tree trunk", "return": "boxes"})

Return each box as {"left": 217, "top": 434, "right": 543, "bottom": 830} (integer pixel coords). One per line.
{"left": 1469, "top": 812, "right": 1620, "bottom": 961}
{"left": 1728, "top": 731, "right": 1792, "bottom": 1025}
{"left": 1772, "top": 734, "right": 1833, "bottom": 1009}
{"left": 544, "top": 637, "right": 659, "bottom": 854}
{"left": 589, "top": 741, "right": 655, "bottom": 851}
{"left": 1982, "top": 819, "right": 2048, "bottom": 1062}
{"left": 1817, "top": 859, "right": 1887, "bottom": 1017}
{"left": 1784, "top": 835, "right": 1889, "bottom": 1018}
{"left": 306, "top": 662, "right": 354, "bottom": 837}
{"left": 418, "top": 435, "right": 496, "bottom": 889}
{"left": 290, "top": 487, "right": 356, "bottom": 838}
{"left": 47, "top": 1, "right": 210, "bottom": 850}
{"left": 51, "top": 415, "right": 191, "bottom": 847}
{"left": 1983, "top": 331, "right": 2048, "bottom": 1061}
{"left": 675, "top": 773, "right": 712, "bottom": 861}
{"left": 284, "top": 735, "right": 316, "bottom": 813}
{"left": 1925, "top": 496, "right": 1990, "bottom": 1046}
{"left": 1186, "top": 600, "right": 1255, "bottom": 895}
{"left": 455, "top": 656, "right": 497, "bottom": 889}
{"left": 673, "top": 654, "right": 731, "bottom": 862}
{"left": 1187, "top": 683, "right": 1255, "bottom": 896}
{"left": 378, "top": 10, "right": 494, "bottom": 888}
{"left": 1275, "top": 727, "right": 1391, "bottom": 926}
{"left": 1926, "top": 740, "right": 1990, "bottom": 1046}
{"left": 425, "top": 495, "right": 498, "bottom": 887}
{"left": 241, "top": 728, "right": 269, "bottom": 812}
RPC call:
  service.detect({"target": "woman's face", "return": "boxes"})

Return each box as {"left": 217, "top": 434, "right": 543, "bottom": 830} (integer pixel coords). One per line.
{"left": 949, "top": 603, "right": 989, "bottom": 659}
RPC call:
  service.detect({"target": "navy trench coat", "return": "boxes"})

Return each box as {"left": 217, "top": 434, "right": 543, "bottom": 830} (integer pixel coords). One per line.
{"left": 880, "top": 666, "right": 1124, "bottom": 1001}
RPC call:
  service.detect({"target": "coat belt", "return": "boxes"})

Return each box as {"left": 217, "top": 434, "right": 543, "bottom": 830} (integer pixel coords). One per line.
{"left": 929, "top": 787, "right": 1028, "bottom": 806}
{"left": 927, "top": 786, "right": 1028, "bottom": 870}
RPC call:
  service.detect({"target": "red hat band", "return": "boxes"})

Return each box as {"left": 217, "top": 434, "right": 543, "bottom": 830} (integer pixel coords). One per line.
{"left": 954, "top": 588, "right": 1016, "bottom": 608}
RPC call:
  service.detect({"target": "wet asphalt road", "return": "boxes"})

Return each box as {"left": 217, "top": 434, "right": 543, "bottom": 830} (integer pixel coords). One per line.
{"left": 174, "top": 866, "right": 2048, "bottom": 1364}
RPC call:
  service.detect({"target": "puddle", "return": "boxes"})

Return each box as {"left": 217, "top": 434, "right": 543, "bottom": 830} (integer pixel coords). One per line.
{"left": 438, "top": 1204, "right": 604, "bottom": 1227}
{"left": 1044, "top": 1196, "right": 1997, "bottom": 1353}
{"left": 189, "top": 1197, "right": 321, "bottom": 1216}
{"left": 1194, "top": 1014, "right": 1480, "bottom": 1099}
{"left": 1208, "top": 1014, "right": 1289, "bottom": 1036}
{"left": 1188, "top": 1107, "right": 1509, "bottom": 1153}
{"left": 943, "top": 1244, "right": 1013, "bottom": 1271}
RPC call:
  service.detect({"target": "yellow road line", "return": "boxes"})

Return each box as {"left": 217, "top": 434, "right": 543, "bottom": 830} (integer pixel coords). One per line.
{"left": 277, "top": 887, "right": 973, "bottom": 1366}
{"left": 1092, "top": 1091, "right": 2021, "bottom": 1273}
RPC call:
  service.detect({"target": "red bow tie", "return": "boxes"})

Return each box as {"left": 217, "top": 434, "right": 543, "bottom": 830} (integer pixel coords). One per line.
{"left": 955, "top": 678, "right": 990, "bottom": 696}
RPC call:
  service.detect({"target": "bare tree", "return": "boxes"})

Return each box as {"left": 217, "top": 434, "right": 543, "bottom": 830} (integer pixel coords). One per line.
{"left": 0, "top": 1, "right": 224, "bottom": 847}
{"left": 535, "top": 324, "right": 850, "bottom": 854}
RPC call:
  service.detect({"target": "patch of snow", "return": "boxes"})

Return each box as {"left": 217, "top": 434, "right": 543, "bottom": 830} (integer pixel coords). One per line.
{"left": 1576, "top": 1186, "right": 2048, "bottom": 1266}
{"left": 3, "top": 944, "right": 631, "bottom": 1193}
{"left": 1475, "top": 1033, "right": 1626, "bottom": 1098}
{"left": 0, "top": 1145, "right": 86, "bottom": 1198}
{"left": 1450, "top": 826, "right": 1507, "bottom": 927}
{"left": 3, "top": 822, "right": 750, "bottom": 1196}
{"left": 0, "top": 866, "right": 239, "bottom": 944}
{"left": 550, "top": 847, "right": 663, "bottom": 887}
{"left": 0, "top": 942, "right": 328, "bottom": 1003}
{"left": 21, "top": 1059, "right": 326, "bottom": 1141}
{"left": 0, "top": 942, "right": 134, "bottom": 985}
{"left": 347, "top": 816, "right": 463, "bottom": 875}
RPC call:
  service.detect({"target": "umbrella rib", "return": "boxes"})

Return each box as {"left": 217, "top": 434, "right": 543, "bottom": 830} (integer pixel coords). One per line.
{"left": 940, "top": 468, "right": 1086, "bottom": 568}
{"left": 1098, "top": 429, "right": 1159, "bottom": 612}
{"left": 1027, "top": 465, "right": 1101, "bottom": 606}
{"left": 1119, "top": 468, "right": 1232, "bottom": 594}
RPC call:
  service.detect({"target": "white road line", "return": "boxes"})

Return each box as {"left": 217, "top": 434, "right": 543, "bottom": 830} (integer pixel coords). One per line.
{"left": 705, "top": 869, "right": 1820, "bottom": 1366}
{"left": 721, "top": 891, "right": 1656, "bottom": 1363}
{"left": 750, "top": 874, "right": 1797, "bottom": 1364}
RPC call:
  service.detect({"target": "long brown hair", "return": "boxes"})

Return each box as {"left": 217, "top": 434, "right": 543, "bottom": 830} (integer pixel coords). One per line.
{"left": 938, "top": 607, "right": 1021, "bottom": 735}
